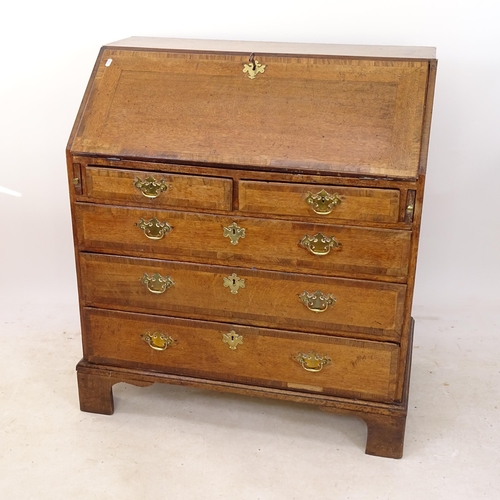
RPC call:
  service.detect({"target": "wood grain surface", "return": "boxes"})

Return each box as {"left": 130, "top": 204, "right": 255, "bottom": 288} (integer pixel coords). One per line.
{"left": 80, "top": 253, "right": 406, "bottom": 340}
{"left": 75, "top": 203, "right": 411, "bottom": 281}
{"left": 84, "top": 308, "right": 399, "bottom": 403}
{"left": 239, "top": 180, "right": 401, "bottom": 222}
{"left": 85, "top": 166, "right": 233, "bottom": 210}
{"left": 70, "top": 49, "right": 429, "bottom": 178}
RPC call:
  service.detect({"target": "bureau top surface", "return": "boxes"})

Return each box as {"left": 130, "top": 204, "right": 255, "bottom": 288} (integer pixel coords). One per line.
{"left": 68, "top": 37, "right": 436, "bottom": 179}
{"left": 106, "top": 37, "right": 436, "bottom": 60}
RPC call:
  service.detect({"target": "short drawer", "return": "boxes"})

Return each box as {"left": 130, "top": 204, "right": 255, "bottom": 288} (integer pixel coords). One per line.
{"left": 80, "top": 254, "right": 406, "bottom": 341}
{"left": 76, "top": 203, "right": 411, "bottom": 280}
{"left": 84, "top": 166, "right": 233, "bottom": 211}
{"left": 84, "top": 308, "right": 400, "bottom": 403}
{"left": 239, "top": 180, "right": 401, "bottom": 223}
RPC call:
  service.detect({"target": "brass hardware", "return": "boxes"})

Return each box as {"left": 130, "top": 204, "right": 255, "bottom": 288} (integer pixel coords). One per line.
{"left": 223, "top": 222, "right": 246, "bottom": 245}
{"left": 72, "top": 163, "right": 83, "bottom": 194}
{"left": 405, "top": 204, "right": 415, "bottom": 223}
{"left": 300, "top": 233, "right": 342, "bottom": 256}
{"left": 243, "top": 53, "right": 266, "bottom": 79}
{"left": 305, "top": 189, "right": 342, "bottom": 215}
{"left": 404, "top": 189, "right": 416, "bottom": 223}
{"left": 222, "top": 330, "right": 243, "bottom": 350}
{"left": 223, "top": 273, "right": 245, "bottom": 294}
{"left": 299, "top": 290, "right": 336, "bottom": 313}
{"left": 294, "top": 351, "right": 331, "bottom": 372}
{"left": 136, "top": 217, "right": 172, "bottom": 240}
{"left": 141, "top": 273, "right": 174, "bottom": 294}
{"left": 141, "top": 331, "right": 175, "bottom": 351}
{"left": 134, "top": 176, "right": 168, "bottom": 198}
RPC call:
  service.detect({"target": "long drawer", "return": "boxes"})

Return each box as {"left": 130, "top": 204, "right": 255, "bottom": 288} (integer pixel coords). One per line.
{"left": 80, "top": 253, "right": 406, "bottom": 341}
{"left": 75, "top": 204, "right": 411, "bottom": 280}
{"left": 84, "top": 308, "right": 400, "bottom": 403}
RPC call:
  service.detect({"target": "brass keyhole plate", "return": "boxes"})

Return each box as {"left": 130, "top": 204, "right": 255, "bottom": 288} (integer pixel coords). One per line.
{"left": 222, "top": 330, "right": 243, "bottom": 350}
{"left": 223, "top": 273, "right": 246, "bottom": 294}
{"left": 223, "top": 222, "right": 246, "bottom": 245}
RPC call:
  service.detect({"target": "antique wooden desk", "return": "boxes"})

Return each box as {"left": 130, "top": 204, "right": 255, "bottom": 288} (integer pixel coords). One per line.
{"left": 67, "top": 37, "right": 436, "bottom": 458}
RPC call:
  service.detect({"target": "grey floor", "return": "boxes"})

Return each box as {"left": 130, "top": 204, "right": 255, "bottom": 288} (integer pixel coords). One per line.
{"left": 1, "top": 300, "right": 498, "bottom": 499}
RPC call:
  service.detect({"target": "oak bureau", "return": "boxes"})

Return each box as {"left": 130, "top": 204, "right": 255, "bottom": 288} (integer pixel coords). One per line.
{"left": 67, "top": 37, "right": 436, "bottom": 458}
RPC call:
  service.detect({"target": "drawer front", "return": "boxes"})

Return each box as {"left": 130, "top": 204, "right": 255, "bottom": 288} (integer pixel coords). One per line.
{"left": 80, "top": 254, "right": 406, "bottom": 340}
{"left": 84, "top": 308, "right": 400, "bottom": 403}
{"left": 75, "top": 204, "right": 411, "bottom": 280}
{"left": 84, "top": 166, "right": 233, "bottom": 211}
{"left": 239, "top": 180, "right": 401, "bottom": 223}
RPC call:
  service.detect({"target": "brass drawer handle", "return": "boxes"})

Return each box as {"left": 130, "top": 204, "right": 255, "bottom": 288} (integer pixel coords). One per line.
{"left": 136, "top": 217, "right": 172, "bottom": 240}
{"left": 141, "top": 273, "right": 174, "bottom": 294}
{"left": 134, "top": 176, "right": 168, "bottom": 199}
{"left": 299, "top": 290, "right": 336, "bottom": 313}
{"left": 294, "top": 351, "right": 331, "bottom": 372}
{"left": 222, "top": 330, "right": 243, "bottom": 350}
{"left": 300, "top": 233, "right": 342, "bottom": 256}
{"left": 305, "top": 189, "right": 342, "bottom": 215}
{"left": 223, "top": 222, "right": 246, "bottom": 245}
{"left": 141, "top": 331, "right": 175, "bottom": 351}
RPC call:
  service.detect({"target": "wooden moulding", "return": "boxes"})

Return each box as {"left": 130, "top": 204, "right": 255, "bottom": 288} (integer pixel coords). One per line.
{"left": 76, "top": 319, "right": 414, "bottom": 459}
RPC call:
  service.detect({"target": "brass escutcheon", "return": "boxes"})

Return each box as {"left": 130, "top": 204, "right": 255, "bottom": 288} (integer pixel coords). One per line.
{"left": 243, "top": 53, "right": 266, "bottom": 79}
{"left": 223, "top": 222, "right": 246, "bottom": 245}
{"left": 141, "top": 273, "right": 174, "bottom": 294}
{"left": 299, "top": 290, "right": 336, "bottom": 313}
{"left": 134, "top": 176, "right": 168, "bottom": 199}
{"left": 294, "top": 351, "right": 332, "bottom": 372}
{"left": 136, "top": 217, "right": 172, "bottom": 240}
{"left": 305, "top": 189, "right": 342, "bottom": 215}
{"left": 300, "top": 233, "right": 342, "bottom": 256}
{"left": 141, "top": 331, "right": 175, "bottom": 351}
{"left": 222, "top": 330, "right": 243, "bottom": 350}
{"left": 223, "top": 273, "right": 245, "bottom": 294}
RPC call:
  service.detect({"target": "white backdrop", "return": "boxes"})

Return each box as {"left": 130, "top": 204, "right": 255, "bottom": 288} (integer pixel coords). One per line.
{"left": 1, "top": 0, "right": 499, "bottom": 309}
